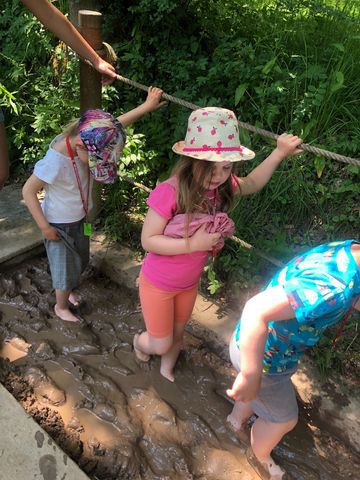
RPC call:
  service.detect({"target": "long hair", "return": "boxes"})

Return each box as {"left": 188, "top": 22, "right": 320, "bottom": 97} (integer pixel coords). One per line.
{"left": 172, "top": 156, "right": 240, "bottom": 215}
{"left": 61, "top": 118, "right": 80, "bottom": 137}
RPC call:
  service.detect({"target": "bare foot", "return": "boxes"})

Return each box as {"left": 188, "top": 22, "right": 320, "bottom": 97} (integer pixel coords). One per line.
{"left": 227, "top": 412, "right": 243, "bottom": 432}
{"left": 133, "top": 333, "right": 150, "bottom": 362}
{"left": 54, "top": 304, "right": 81, "bottom": 323}
{"left": 246, "top": 448, "right": 285, "bottom": 480}
{"left": 68, "top": 291, "right": 81, "bottom": 307}
{"left": 160, "top": 368, "right": 175, "bottom": 382}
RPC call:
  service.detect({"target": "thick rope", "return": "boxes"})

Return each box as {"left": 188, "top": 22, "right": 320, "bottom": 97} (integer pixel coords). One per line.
{"left": 97, "top": 46, "right": 327, "bottom": 268}
{"left": 115, "top": 74, "right": 360, "bottom": 167}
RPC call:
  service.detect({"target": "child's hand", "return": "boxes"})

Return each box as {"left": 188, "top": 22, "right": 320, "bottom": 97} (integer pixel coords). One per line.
{"left": 144, "top": 86, "right": 168, "bottom": 112}
{"left": 189, "top": 224, "right": 221, "bottom": 252}
{"left": 226, "top": 372, "right": 261, "bottom": 403}
{"left": 42, "top": 225, "right": 61, "bottom": 241}
{"left": 275, "top": 133, "right": 303, "bottom": 157}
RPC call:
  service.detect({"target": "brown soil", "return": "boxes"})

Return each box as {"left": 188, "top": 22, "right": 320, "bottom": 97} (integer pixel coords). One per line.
{"left": 0, "top": 255, "right": 359, "bottom": 480}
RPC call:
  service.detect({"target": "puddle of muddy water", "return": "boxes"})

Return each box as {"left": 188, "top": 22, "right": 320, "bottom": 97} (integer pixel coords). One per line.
{"left": 0, "top": 255, "right": 359, "bottom": 480}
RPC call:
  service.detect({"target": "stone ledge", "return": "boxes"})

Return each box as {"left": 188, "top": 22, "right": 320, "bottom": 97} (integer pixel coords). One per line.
{"left": 0, "top": 383, "right": 90, "bottom": 480}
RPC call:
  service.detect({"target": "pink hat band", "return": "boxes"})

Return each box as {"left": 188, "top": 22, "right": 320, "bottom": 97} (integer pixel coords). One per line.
{"left": 183, "top": 146, "right": 245, "bottom": 153}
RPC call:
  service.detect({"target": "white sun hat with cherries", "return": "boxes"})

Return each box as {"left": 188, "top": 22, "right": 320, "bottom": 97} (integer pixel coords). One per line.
{"left": 172, "top": 107, "right": 255, "bottom": 162}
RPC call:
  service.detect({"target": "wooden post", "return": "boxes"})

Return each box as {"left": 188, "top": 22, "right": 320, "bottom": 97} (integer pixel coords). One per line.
{"left": 78, "top": 10, "right": 102, "bottom": 113}
{"left": 78, "top": 10, "right": 102, "bottom": 221}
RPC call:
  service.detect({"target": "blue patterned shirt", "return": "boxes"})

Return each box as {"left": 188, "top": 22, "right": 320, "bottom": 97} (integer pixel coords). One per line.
{"left": 235, "top": 240, "right": 360, "bottom": 374}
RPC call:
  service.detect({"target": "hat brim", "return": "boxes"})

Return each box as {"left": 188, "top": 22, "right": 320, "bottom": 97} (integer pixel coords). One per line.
{"left": 172, "top": 141, "right": 255, "bottom": 162}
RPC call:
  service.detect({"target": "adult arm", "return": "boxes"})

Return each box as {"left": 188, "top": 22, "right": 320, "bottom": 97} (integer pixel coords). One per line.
{"left": 0, "top": 121, "right": 9, "bottom": 189}
{"left": 22, "top": 174, "right": 60, "bottom": 240}
{"left": 226, "top": 285, "right": 295, "bottom": 402}
{"left": 141, "top": 208, "right": 220, "bottom": 255}
{"left": 117, "top": 87, "right": 167, "bottom": 128}
{"left": 235, "top": 133, "right": 303, "bottom": 195}
{"left": 20, "top": 0, "right": 116, "bottom": 83}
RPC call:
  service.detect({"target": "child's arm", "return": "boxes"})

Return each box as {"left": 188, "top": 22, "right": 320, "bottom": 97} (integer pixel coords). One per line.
{"left": 226, "top": 285, "right": 294, "bottom": 402}
{"left": 141, "top": 208, "right": 221, "bottom": 255}
{"left": 20, "top": 0, "right": 116, "bottom": 84}
{"left": 22, "top": 175, "right": 60, "bottom": 241}
{"left": 235, "top": 133, "right": 303, "bottom": 195}
{"left": 117, "top": 87, "right": 167, "bottom": 128}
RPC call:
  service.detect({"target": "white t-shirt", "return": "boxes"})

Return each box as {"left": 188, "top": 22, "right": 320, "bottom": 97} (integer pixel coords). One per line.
{"left": 34, "top": 135, "right": 93, "bottom": 223}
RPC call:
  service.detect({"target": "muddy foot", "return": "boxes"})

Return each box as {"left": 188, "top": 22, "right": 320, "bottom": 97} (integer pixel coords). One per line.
{"left": 227, "top": 412, "right": 243, "bottom": 431}
{"left": 160, "top": 368, "right": 175, "bottom": 382}
{"left": 68, "top": 291, "right": 81, "bottom": 307}
{"left": 133, "top": 333, "right": 150, "bottom": 362}
{"left": 246, "top": 448, "right": 285, "bottom": 480}
{"left": 54, "top": 304, "right": 81, "bottom": 323}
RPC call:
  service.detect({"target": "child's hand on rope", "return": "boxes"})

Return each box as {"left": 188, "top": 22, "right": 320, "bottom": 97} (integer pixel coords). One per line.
{"left": 94, "top": 58, "right": 117, "bottom": 85}
{"left": 144, "top": 86, "right": 168, "bottom": 112}
{"left": 276, "top": 133, "right": 303, "bottom": 157}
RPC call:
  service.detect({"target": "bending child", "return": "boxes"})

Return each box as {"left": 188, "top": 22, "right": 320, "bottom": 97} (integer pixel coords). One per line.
{"left": 227, "top": 240, "right": 360, "bottom": 480}
{"left": 23, "top": 87, "right": 166, "bottom": 323}
{"left": 133, "top": 106, "right": 302, "bottom": 381}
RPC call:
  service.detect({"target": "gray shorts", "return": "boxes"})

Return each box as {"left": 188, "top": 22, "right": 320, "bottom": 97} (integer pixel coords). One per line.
{"left": 229, "top": 332, "right": 298, "bottom": 423}
{"left": 44, "top": 219, "right": 89, "bottom": 291}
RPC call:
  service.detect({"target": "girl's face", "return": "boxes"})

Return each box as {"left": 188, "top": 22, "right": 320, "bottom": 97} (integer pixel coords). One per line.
{"left": 203, "top": 161, "right": 233, "bottom": 190}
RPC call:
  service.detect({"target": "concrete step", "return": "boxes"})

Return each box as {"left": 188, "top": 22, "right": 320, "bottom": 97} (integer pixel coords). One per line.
{"left": 0, "top": 186, "right": 43, "bottom": 265}
{"left": 0, "top": 383, "right": 90, "bottom": 480}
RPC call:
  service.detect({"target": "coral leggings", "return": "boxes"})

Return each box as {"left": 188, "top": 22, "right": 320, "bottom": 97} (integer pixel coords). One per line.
{"left": 139, "top": 272, "right": 198, "bottom": 338}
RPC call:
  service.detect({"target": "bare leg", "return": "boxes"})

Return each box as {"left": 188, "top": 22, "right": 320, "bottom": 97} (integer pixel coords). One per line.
{"left": 227, "top": 399, "right": 254, "bottom": 431}
{"left": 54, "top": 289, "right": 80, "bottom": 322}
{"left": 133, "top": 333, "right": 150, "bottom": 362}
{"left": 133, "top": 331, "right": 172, "bottom": 362}
{"left": 249, "top": 417, "right": 298, "bottom": 479}
{"left": 160, "top": 322, "right": 186, "bottom": 382}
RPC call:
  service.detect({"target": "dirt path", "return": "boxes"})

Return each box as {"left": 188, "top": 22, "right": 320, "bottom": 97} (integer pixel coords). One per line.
{"left": 0, "top": 255, "right": 359, "bottom": 479}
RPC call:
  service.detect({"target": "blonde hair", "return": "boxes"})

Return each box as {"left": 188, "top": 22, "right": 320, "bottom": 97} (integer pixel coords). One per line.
{"left": 61, "top": 118, "right": 80, "bottom": 137}
{"left": 172, "top": 156, "right": 240, "bottom": 215}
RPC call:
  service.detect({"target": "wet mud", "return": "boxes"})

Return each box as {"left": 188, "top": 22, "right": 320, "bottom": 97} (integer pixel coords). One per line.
{"left": 0, "top": 255, "right": 359, "bottom": 480}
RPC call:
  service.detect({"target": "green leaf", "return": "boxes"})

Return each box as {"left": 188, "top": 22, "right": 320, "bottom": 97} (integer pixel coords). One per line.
{"left": 234, "top": 83, "right": 247, "bottom": 106}
{"left": 314, "top": 156, "right": 326, "bottom": 178}
{"left": 262, "top": 58, "right": 276, "bottom": 75}
{"left": 330, "top": 71, "right": 344, "bottom": 93}
{"left": 332, "top": 43, "right": 345, "bottom": 52}
{"left": 347, "top": 165, "right": 359, "bottom": 175}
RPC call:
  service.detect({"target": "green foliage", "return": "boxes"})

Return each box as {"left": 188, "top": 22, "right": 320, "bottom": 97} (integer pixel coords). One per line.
{"left": 0, "top": 1, "right": 80, "bottom": 171}
{"left": 1, "top": 0, "right": 358, "bottom": 380}
{"left": 99, "top": 0, "right": 359, "bottom": 248}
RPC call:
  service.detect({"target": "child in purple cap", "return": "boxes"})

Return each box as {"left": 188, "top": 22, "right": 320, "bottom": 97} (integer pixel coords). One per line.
{"left": 23, "top": 87, "right": 165, "bottom": 323}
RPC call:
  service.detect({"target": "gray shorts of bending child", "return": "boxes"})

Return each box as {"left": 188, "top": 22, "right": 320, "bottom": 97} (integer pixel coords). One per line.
{"left": 229, "top": 331, "right": 298, "bottom": 424}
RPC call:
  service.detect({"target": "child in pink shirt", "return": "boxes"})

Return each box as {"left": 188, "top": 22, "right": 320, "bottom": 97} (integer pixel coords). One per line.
{"left": 134, "top": 106, "right": 302, "bottom": 382}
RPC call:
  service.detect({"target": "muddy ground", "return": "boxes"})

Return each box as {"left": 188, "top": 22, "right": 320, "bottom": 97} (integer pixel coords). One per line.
{"left": 0, "top": 254, "right": 359, "bottom": 480}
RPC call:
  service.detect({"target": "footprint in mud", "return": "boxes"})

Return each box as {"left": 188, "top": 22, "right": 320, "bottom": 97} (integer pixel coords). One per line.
{"left": 30, "top": 340, "right": 56, "bottom": 360}
{"left": 70, "top": 364, "right": 140, "bottom": 440}
{"left": 24, "top": 366, "right": 66, "bottom": 406}
{"left": 80, "top": 438, "right": 141, "bottom": 479}
{"left": 139, "top": 437, "right": 192, "bottom": 478}
{"left": 193, "top": 445, "right": 255, "bottom": 480}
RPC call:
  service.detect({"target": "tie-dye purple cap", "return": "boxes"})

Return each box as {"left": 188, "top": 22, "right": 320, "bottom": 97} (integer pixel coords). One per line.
{"left": 79, "top": 109, "right": 126, "bottom": 184}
